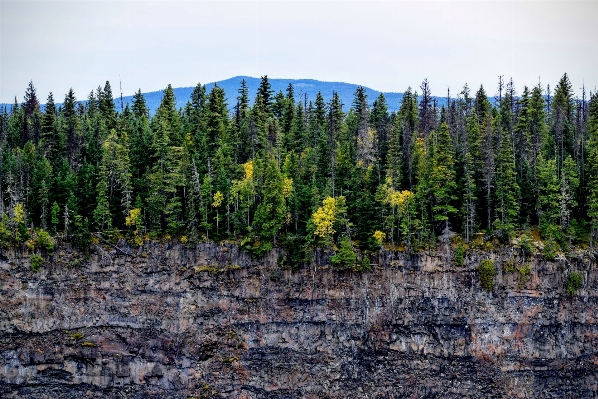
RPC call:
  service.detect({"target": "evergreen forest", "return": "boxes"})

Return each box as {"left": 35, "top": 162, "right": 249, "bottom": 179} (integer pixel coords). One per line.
{"left": 2, "top": 75, "right": 598, "bottom": 268}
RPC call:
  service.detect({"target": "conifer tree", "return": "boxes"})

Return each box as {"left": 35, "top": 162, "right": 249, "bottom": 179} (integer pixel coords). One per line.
{"left": 41, "top": 92, "right": 58, "bottom": 162}
{"left": 551, "top": 74, "right": 575, "bottom": 172}
{"left": 256, "top": 75, "right": 274, "bottom": 115}
{"left": 536, "top": 154, "right": 560, "bottom": 237}
{"left": 559, "top": 155, "right": 579, "bottom": 233}
{"left": 396, "top": 88, "right": 418, "bottom": 188}
{"left": 99, "top": 81, "right": 117, "bottom": 130}
{"left": 23, "top": 81, "right": 41, "bottom": 145}
{"left": 147, "top": 86, "right": 184, "bottom": 233}
{"left": 253, "top": 155, "right": 287, "bottom": 251}
{"left": 131, "top": 89, "right": 149, "bottom": 118}
{"left": 371, "top": 93, "right": 390, "bottom": 180}
{"left": 588, "top": 93, "right": 598, "bottom": 246}
{"left": 352, "top": 87, "right": 374, "bottom": 167}
{"left": 62, "top": 88, "right": 81, "bottom": 170}
{"left": 494, "top": 126, "right": 520, "bottom": 239}
{"left": 430, "top": 122, "right": 457, "bottom": 232}
{"left": 418, "top": 79, "right": 435, "bottom": 138}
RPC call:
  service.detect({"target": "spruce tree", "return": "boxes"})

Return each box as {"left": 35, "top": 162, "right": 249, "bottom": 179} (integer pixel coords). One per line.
{"left": 430, "top": 122, "right": 457, "bottom": 233}
{"left": 588, "top": 93, "right": 598, "bottom": 246}
{"left": 253, "top": 155, "right": 287, "bottom": 251}
{"left": 494, "top": 126, "right": 520, "bottom": 239}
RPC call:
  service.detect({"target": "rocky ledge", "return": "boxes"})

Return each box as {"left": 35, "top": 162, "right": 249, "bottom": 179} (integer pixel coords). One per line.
{"left": 1, "top": 242, "right": 597, "bottom": 398}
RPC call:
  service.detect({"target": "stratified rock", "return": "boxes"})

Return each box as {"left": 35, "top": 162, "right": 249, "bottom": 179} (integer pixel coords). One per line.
{"left": 0, "top": 242, "right": 596, "bottom": 398}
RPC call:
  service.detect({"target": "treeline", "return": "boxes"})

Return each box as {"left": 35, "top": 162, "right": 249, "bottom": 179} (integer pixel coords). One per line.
{"left": 1, "top": 75, "right": 598, "bottom": 265}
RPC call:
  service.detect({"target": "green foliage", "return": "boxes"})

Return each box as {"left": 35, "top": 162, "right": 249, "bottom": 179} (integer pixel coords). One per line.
{"left": 516, "top": 263, "right": 531, "bottom": 287}
{"left": 30, "top": 254, "right": 43, "bottom": 272}
{"left": 518, "top": 233, "right": 534, "bottom": 256}
{"left": 35, "top": 229, "right": 54, "bottom": 253}
{"left": 566, "top": 271, "right": 583, "bottom": 295}
{"left": 330, "top": 237, "right": 357, "bottom": 270}
{"left": 454, "top": 241, "right": 466, "bottom": 267}
{"left": 51, "top": 201, "right": 60, "bottom": 232}
{"left": 252, "top": 155, "right": 288, "bottom": 244}
{"left": 478, "top": 259, "right": 495, "bottom": 292}
{"left": 0, "top": 76, "right": 595, "bottom": 259}
{"left": 494, "top": 127, "right": 520, "bottom": 239}
{"left": 71, "top": 215, "right": 92, "bottom": 249}
{"left": 503, "top": 260, "right": 516, "bottom": 274}
{"left": 588, "top": 93, "right": 598, "bottom": 246}
{"left": 0, "top": 214, "right": 11, "bottom": 246}
{"left": 542, "top": 239, "right": 559, "bottom": 261}
{"left": 430, "top": 123, "right": 457, "bottom": 226}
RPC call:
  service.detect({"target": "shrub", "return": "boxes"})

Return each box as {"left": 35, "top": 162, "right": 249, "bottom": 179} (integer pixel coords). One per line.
{"left": 454, "top": 242, "right": 466, "bottom": 267}
{"left": 517, "top": 263, "right": 531, "bottom": 287}
{"left": 543, "top": 240, "right": 559, "bottom": 260}
{"left": 359, "top": 254, "right": 371, "bottom": 271}
{"left": 519, "top": 234, "right": 534, "bottom": 256}
{"left": 478, "top": 259, "right": 495, "bottom": 292}
{"left": 36, "top": 229, "right": 55, "bottom": 253}
{"left": 566, "top": 272, "right": 583, "bottom": 295}
{"left": 331, "top": 237, "right": 356, "bottom": 270}
{"left": 30, "top": 254, "right": 43, "bottom": 272}
{"left": 503, "top": 260, "right": 516, "bottom": 273}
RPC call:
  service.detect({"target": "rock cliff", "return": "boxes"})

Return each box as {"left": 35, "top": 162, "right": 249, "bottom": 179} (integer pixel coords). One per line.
{"left": 1, "top": 242, "right": 597, "bottom": 398}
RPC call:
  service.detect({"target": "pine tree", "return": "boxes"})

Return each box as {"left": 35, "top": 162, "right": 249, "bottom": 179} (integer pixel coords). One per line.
{"left": 396, "top": 88, "right": 418, "bottom": 188}
{"left": 233, "top": 79, "right": 251, "bottom": 163}
{"left": 147, "top": 86, "right": 184, "bottom": 233}
{"left": 23, "top": 81, "right": 41, "bottom": 145}
{"left": 418, "top": 79, "right": 435, "bottom": 138}
{"left": 371, "top": 93, "right": 390, "bottom": 180}
{"left": 327, "top": 92, "right": 343, "bottom": 196}
{"left": 99, "top": 81, "right": 117, "bottom": 130}
{"left": 256, "top": 75, "right": 274, "bottom": 115}
{"left": 62, "top": 88, "right": 80, "bottom": 170}
{"left": 41, "top": 92, "right": 59, "bottom": 162}
{"left": 494, "top": 125, "right": 520, "bottom": 239}
{"left": 430, "top": 122, "right": 457, "bottom": 232}
{"left": 131, "top": 89, "right": 149, "bottom": 118}
{"left": 551, "top": 73, "right": 576, "bottom": 173}
{"left": 352, "top": 87, "right": 374, "bottom": 167}
{"left": 252, "top": 155, "right": 287, "bottom": 251}
{"left": 559, "top": 155, "right": 579, "bottom": 233}
{"left": 588, "top": 93, "right": 598, "bottom": 246}
{"left": 536, "top": 154, "right": 560, "bottom": 237}
{"left": 154, "top": 84, "right": 182, "bottom": 145}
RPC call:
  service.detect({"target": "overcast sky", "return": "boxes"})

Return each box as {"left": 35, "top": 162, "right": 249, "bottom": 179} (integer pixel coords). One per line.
{"left": 1, "top": 1, "right": 597, "bottom": 103}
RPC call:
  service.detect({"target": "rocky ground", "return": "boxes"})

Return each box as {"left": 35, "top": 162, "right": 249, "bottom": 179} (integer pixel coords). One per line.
{"left": 1, "top": 241, "right": 597, "bottom": 398}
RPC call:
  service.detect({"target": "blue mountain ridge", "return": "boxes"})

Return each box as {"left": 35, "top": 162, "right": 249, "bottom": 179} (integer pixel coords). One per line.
{"left": 3, "top": 76, "right": 454, "bottom": 114}
{"left": 121, "top": 76, "right": 413, "bottom": 114}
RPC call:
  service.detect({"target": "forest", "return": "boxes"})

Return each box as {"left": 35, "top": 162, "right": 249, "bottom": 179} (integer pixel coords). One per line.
{"left": 1, "top": 74, "right": 597, "bottom": 269}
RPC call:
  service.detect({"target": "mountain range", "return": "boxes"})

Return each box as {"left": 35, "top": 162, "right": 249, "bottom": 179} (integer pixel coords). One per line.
{"left": 3, "top": 76, "right": 453, "bottom": 114}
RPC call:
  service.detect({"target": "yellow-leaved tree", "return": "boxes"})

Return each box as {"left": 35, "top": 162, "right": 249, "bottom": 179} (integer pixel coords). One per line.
{"left": 231, "top": 160, "right": 256, "bottom": 231}
{"left": 310, "top": 196, "right": 347, "bottom": 245}
{"left": 377, "top": 177, "right": 415, "bottom": 246}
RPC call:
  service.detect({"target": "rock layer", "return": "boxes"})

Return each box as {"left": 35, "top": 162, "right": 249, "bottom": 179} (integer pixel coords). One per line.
{"left": 1, "top": 242, "right": 597, "bottom": 398}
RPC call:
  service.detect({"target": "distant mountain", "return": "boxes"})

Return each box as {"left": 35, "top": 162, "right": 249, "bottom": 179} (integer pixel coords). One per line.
{"left": 2, "top": 76, "right": 453, "bottom": 114}
{"left": 124, "top": 76, "right": 409, "bottom": 114}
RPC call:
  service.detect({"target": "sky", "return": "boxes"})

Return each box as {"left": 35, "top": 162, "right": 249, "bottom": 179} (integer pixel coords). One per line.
{"left": 1, "top": 1, "right": 597, "bottom": 104}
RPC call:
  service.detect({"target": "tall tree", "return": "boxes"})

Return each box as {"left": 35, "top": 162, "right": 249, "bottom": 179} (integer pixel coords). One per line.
{"left": 418, "top": 79, "right": 435, "bottom": 138}
{"left": 430, "top": 122, "right": 457, "bottom": 232}
{"left": 494, "top": 125, "right": 520, "bottom": 239}
{"left": 587, "top": 93, "right": 598, "bottom": 245}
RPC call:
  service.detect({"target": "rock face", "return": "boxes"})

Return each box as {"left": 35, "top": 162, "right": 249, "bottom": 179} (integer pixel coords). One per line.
{"left": 1, "top": 242, "right": 597, "bottom": 398}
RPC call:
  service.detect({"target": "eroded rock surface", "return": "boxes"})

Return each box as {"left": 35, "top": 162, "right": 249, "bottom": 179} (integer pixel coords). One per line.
{"left": 1, "top": 242, "right": 597, "bottom": 398}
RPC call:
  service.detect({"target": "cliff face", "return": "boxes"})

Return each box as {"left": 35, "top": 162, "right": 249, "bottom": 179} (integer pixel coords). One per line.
{"left": 1, "top": 242, "right": 597, "bottom": 398}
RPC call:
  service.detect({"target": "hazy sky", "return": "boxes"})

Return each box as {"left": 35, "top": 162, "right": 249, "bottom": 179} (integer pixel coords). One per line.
{"left": 1, "top": 1, "right": 597, "bottom": 103}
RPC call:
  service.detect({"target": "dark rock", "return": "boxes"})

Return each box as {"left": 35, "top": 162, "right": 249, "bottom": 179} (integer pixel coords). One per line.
{"left": 0, "top": 242, "right": 596, "bottom": 398}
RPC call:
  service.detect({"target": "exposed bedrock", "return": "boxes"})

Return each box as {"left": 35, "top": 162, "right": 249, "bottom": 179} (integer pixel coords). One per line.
{"left": 1, "top": 242, "right": 597, "bottom": 398}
